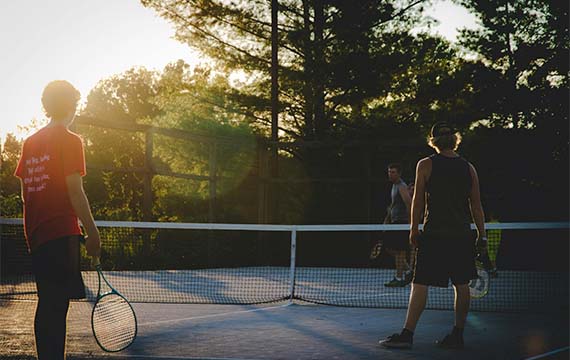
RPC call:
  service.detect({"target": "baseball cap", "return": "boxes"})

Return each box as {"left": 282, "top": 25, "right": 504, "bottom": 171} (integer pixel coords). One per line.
{"left": 430, "top": 122, "right": 456, "bottom": 137}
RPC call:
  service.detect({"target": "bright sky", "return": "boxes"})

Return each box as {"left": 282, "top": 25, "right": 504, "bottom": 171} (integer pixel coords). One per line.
{"left": 0, "top": 0, "right": 477, "bottom": 145}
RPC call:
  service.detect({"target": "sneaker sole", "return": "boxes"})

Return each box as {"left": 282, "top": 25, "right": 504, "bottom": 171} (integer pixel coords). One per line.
{"left": 379, "top": 341, "right": 413, "bottom": 349}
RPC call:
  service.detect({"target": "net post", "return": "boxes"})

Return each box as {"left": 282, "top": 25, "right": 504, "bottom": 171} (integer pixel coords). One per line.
{"left": 288, "top": 227, "right": 297, "bottom": 305}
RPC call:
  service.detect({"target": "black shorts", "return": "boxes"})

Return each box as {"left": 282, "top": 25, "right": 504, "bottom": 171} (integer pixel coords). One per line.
{"left": 32, "top": 235, "right": 86, "bottom": 301}
{"left": 413, "top": 229, "right": 477, "bottom": 287}
{"left": 382, "top": 221, "right": 409, "bottom": 251}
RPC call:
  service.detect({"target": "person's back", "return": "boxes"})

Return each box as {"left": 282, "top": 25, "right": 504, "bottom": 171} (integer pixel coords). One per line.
{"left": 18, "top": 125, "right": 85, "bottom": 250}
{"left": 424, "top": 153, "right": 472, "bottom": 231}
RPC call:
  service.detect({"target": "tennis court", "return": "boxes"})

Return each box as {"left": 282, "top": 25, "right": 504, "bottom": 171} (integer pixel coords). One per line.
{"left": 1, "top": 219, "right": 568, "bottom": 359}
{"left": 1, "top": 301, "right": 568, "bottom": 359}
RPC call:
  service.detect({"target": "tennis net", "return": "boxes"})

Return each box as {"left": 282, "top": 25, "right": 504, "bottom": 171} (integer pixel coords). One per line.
{"left": 1, "top": 218, "right": 568, "bottom": 312}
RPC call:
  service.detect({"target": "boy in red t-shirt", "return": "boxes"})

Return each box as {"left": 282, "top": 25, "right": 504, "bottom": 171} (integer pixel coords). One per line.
{"left": 15, "top": 80, "right": 101, "bottom": 360}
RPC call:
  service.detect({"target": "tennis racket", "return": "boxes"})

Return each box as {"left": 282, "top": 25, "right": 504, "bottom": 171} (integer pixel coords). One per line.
{"left": 469, "top": 260, "right": 490, "bottom": 299}
{"left": 369, "top": 238, "right": 384, "bottom": 260}
{"left": 370, "top": 213, "right": 391, "bottom": 260}
{"left": 469, "top": 250, "right": 492, "bottom": 299}
{"left": 91, "top": 256, "right": 137, "bottom": 352}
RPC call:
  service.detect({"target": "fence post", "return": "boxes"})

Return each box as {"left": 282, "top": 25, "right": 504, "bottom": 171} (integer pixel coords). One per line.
{"left": 209, "top": 142, "right": 217, "bottom": 223}
{"left": 143, "top": 129, "right": 154, "bottom": 221}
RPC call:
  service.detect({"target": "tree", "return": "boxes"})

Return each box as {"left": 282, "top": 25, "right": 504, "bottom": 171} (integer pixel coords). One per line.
{"left": 79, "top": 62, "right": 259, "bottom": 222}
{"left": 0, "top": 134, "right": 23, "bottom": 217}
{"left": 456, "top": 0, "right": 568, "bottom": 128}
{"left": 141, "top": 0, "right": 458, "bottom": 140}
{"left": 453, "top": 0, "right": 569, "bottom": 220}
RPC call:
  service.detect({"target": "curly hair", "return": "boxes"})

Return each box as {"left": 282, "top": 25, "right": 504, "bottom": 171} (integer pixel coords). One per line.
{"left": 428, "top": 132, "right": 462, "bottom": 151}
{"left": 41, "top": 80, "right": 80, "bottom": 120}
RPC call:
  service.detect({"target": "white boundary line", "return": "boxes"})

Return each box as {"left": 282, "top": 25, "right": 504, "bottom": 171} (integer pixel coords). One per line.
{"left": 524, "top": 346, "right": 569, "bottom": 360}
{"left": 68, "top": 354, "right": 261, "bottom": 360}
{"left": 331, "top": 291, "right": 404, "bottom": 302}
{"left": 138, "top": 303, "right": 291, "bottom": 327}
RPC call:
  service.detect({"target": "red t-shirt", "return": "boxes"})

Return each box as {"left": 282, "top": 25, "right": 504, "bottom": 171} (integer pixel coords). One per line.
{"left": 15, "top": 124, "right": 86, "bottom": 251}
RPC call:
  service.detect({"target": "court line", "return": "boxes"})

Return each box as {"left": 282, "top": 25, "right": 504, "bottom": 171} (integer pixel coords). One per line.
{"left": 332, "top": 291, "right": 404, "bottom": 302}
{"left": 138, "top": 303, "right": 291, "bottom": 327}
{"left": 69, "top": 354, "right": 260, "bottom": 360}
{"left": 524, "top": 346, "right": 569, "bottom": 360}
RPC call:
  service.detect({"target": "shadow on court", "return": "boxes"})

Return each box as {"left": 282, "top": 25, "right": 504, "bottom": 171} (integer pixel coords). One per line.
{"left": 3, "top": 300, "right": 567, "bottom": 360}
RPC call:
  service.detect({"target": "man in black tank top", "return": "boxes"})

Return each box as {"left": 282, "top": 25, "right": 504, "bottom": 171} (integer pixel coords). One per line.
{"left": 380, "top": 122, "right": 488, "bottom": 350}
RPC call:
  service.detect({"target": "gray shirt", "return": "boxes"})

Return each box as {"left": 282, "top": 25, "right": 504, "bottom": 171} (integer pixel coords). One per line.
{"left": 390, "top": 180, "right": 409, "bottom": 223}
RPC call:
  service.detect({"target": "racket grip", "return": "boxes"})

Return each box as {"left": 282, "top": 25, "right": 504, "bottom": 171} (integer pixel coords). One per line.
{"left": 79, "top": 235, "right": 100, "bottom": 268}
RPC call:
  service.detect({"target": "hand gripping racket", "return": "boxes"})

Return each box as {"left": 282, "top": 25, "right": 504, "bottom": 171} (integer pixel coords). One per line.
{"left": 91, "top": 256, "right": 137, "bottom": 352}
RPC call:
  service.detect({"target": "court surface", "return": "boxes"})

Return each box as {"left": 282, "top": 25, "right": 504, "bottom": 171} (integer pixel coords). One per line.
{"left": 1, "top": 300, "right": 568, "bottom": 360}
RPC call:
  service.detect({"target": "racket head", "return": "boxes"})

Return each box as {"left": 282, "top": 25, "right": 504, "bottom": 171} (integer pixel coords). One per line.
{"left": 369, "top": 240, "right": 383, "bottom": 260}
{"left": 469, "top": 261, "right": 490, "bottom": 299}
{"left": 91, "top": 293, "right": 137, "bottom": 352}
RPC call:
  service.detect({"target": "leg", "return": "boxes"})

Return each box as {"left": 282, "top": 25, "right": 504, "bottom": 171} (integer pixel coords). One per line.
{"left": 435, "top": 283, "right": 469, "bottom": 349}
{"left": 32, "top": 237, "right": 83, "bottom": 360}
{"left": 409, "top": 247, "right": 417, "bottom": 274}
{"left": 404, "top": 283, "right": 428, "bottom": 332}
{"left": 453, "top": 283, "right": 470, "bottom": 328}
{"left": 394, "top": 250, "right": 408, "bottom": 278}
{"left": 35, "top": 296, "right": 70, "bottom": 360}
{"left": 385, "top": 249, "right": 411, "bottom": 286}
{"left": 379, "top": 283, "right": 428, "bottom": 349}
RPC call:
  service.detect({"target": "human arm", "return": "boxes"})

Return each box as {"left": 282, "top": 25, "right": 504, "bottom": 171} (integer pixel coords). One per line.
{"left": 409, "top": 158, "right": 430, "bottom": 247}
{"left": 468, "top": 163, "right": 487, "bottom": 251}
{"left": 66, "top": 173, "right": 100, "bottom": 256}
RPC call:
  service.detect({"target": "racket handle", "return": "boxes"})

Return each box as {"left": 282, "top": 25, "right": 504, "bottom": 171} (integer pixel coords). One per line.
{"left": 79, "top": 236, "right": 101, "bottom": 268}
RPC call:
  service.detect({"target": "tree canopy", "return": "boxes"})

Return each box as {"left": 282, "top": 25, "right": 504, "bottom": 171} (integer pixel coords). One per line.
{"left": 1, "top": 0, "right": 567, "bottom": 222}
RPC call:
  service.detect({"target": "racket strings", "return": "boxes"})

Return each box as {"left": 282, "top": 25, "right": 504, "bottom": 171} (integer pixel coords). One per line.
{"left": 469, "top": 266, "right": 490, "bottom": 298}
{"left": 92, "top": 294, "right": 136, "bottom": 351}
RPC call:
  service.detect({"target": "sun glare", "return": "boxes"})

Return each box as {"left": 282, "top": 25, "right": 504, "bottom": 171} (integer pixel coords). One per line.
{"left": 0, "top": 0, "right": 200, "bottom": 149}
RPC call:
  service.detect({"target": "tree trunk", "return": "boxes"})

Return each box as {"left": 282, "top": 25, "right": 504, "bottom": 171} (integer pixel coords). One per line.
{"left": 313, "top": 0, "right": 326, "bottom": 139}
{"left": 302, "top": 0, "right": 314, "bottom": 139}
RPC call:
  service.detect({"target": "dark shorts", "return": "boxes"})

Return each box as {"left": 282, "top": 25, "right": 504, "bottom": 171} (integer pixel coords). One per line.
{"left": 382, "top": 221, "right": 409, "bottom": 251}
{"left": 32, "top": 235, "right": 86, "bottom": 301}
{"left": 413, "top": 229, "right": 478, "bottom": 287}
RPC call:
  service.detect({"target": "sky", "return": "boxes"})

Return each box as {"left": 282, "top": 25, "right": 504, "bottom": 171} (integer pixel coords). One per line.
{"left": 0, "top": 0, "right": 478, "bottom": 144}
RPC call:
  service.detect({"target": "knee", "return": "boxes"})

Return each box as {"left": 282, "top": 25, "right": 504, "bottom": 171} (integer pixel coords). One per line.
{"left": 453, "top": 284, "right": 470, "bottom": 295}
{"left": 38, "top": 297, "right": 70, "bottom": 316}
{"left": 411, "top": 283, "right": 428, "bottom": 294}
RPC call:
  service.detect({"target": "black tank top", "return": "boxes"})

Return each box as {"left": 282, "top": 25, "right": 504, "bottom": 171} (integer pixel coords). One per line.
{"left": 424, "top": 153, "right": 472, "bottom": 231}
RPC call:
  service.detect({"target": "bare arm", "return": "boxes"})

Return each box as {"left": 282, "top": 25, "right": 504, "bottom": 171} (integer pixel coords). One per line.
{"left": 19, "top": 179, "right": 24, "bottom": 202}
{"left": 66, "top": 173, "right": 100, "bottom": 256}
{"left": 468, "top": 163, "right": 486, "bottom": 241}
{"left": 410, "top": 158, "right": 430, "bottom": 247}
{"left": 411, "top": 159, "right": 429, "bottom": 232}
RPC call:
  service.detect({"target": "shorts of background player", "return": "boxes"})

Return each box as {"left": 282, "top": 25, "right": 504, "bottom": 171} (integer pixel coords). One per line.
{"left": 413, "top": 228, "right": 477, "bottom": 287}
{"left": 32, "top": 235, "right": 86, "bottom": 301}
{"left": 382, "top": 220, "right": 409, "bottom": 251}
